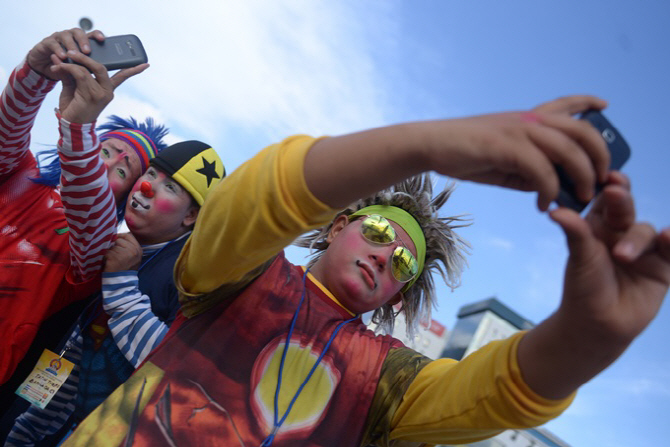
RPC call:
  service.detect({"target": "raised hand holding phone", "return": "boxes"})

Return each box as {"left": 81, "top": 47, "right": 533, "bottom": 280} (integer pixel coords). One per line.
{"left": 555, "top": 110, "right": 631, "bottom": 212}
{"left": 66, "top": 34, "right": 148, "bottom": 71}
{"left": 26, "top": 28, "right": 103, "bottom": 80}
{"left": 51, "top": 51, "right": 148, "bottom": 123}
{"left": 518, "top": 170, "right": 670, "bottom": 400}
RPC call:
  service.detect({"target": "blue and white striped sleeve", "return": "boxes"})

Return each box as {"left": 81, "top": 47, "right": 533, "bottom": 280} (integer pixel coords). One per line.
{"left": 6, "top": 330, "right": 83, "bottom": 447}
{"left": 101, "top": 271, "right": 169, "bottom": 368}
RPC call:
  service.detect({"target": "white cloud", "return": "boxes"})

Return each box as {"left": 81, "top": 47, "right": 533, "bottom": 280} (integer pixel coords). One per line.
{"left": 560, "top": 361, "right": 670, "bottom": 424}
{"left": 109, "top": 1, "right": 398, "bottom": 142}
{"left": 99, "top": 93, "right": 185, "bottom": 146}
{"left": 471, "top": 226, "right": 515, "bottom": 252}
{"left": 4, "top": 1, "right": 401, "bottom": 170}
{"left": 597, "top": 371, "right": 670, "bottom": 398}
{"left": 100, "top": 94, "right": 167, "bottom": 125}
{"left": 485, "top": 236, "right": 513, "bottom": 250}
{"left": 624, "top": 378, "right": 670, "bottom": 397}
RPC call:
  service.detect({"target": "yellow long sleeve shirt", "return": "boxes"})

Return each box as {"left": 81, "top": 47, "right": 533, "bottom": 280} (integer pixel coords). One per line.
{"left": 174, "top": 135, "right": 574, "bottom": 445}
{"left": 64, "top": 135, "right": 573, "bottom": 447}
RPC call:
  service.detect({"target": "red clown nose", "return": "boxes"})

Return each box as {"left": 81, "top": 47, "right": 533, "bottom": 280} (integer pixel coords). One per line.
{"left": 140, "top": 181, "right": 155, "bottom": 198}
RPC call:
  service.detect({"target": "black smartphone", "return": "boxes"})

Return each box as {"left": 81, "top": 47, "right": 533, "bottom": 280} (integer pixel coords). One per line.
{"left": 555, "top": 110, "right": 631, "bottom": 212}
{"left": 67, "top": 34, "right": 148, "bottom": 70}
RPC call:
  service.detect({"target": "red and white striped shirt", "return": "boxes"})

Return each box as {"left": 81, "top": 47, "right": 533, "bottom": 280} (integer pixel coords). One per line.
{"left": 57, "top": 113, "right": 118, "bottom": 279}
{"left": 0, "top": 60, "right": 117, "bottom": 384}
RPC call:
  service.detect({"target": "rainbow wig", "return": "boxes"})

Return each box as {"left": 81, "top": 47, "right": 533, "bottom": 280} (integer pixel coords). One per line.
{"left": 32, "top": 115, "right": 169, "bottom": 222}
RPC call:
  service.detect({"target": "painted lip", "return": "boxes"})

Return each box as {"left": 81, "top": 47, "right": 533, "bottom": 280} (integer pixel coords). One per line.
{"left": 130, "top": 193, "right": 150, "bottom": 211}
{"left": 356, "top": 260, "right": 377, "bottom": 290}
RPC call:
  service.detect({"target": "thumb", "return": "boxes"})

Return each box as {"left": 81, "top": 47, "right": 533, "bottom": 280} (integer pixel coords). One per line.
{"left": 550, "top": 207, "right": 599, "bottom": 262}
{"left": 549, "top": 207, "right": 615, "bottom": 308}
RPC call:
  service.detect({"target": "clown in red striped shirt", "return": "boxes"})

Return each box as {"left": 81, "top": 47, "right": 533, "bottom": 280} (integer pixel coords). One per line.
{"left": 0, "top": 28, "right": 168, "bottom": 387}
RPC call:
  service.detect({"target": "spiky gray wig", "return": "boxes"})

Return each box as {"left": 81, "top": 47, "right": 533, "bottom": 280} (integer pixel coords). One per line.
{"left": 294, "top": 174, "right": 471, "bottom": 335}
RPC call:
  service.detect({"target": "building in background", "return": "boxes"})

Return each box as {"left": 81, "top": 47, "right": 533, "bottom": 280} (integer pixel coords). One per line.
{"left": 370, "top": 297, "right": 572, "bottom": 447}
{"left": 442, "top": 297, "right": 534, "bottom": 360}
{"left": 367, "top": 304, "right": 449, "bottom": 360}
{"left": 438, "top": 297, "right": 571, "bottom": 447}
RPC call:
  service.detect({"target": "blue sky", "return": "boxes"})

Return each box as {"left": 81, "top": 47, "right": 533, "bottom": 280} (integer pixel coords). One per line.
{"left": 2, "top": 2, "right": 668, "bottom": 446}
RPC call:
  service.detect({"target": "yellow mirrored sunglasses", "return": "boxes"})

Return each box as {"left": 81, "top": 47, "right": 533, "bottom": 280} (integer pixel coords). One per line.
{"left": 358, "top": 214, "right": 419, "bottom": 283}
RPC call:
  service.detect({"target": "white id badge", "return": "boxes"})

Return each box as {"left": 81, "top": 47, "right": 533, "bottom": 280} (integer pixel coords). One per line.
{"left": 16, "top": 349, "right": 74, "bottom": 409}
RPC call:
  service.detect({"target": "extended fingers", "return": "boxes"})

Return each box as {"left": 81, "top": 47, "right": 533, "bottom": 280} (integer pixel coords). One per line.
{"left": 605, "top": 171, "right": 631, "bottom": 190}
{"left": 40, "top": 37, "right": 68, "bottom": 61}
{"left": 86, "top": 29, "right": 105, "bottom": 44}
{"left": 463, "top": 130, "right": 561, "bottom": 211}
{"left": 513, "top": 141, "right": 562, "bottom": 211}
{"left": 52, "top": 64, "right": 98, "bottom": 91}
{"left": 588, "top": 179, "right": 636, "bottom": 235}
{"left": 70, "top": 28, "right": 91, "bottom": 54}
{"left": 549, "top": 207, "right": 595, "bottom": 257}
{"left": 53, "top": 28, "right": 90, "bottom": 57}
{"left": 109, "top": 63, "right": 150, "bottom": 89}
{"left": 51, "top": 61, "right": 92, "bottom": 83}
{"left": 613, "top": 222, "right": 657, "bottom": 262}
{"left": 532, "top": 96, "right": 611, "bottom": 184}
{"left": 48, "top": 54, "right": 70, "bottom": 81}
{"left": 60, "top": 51, "right": 146, "bottom": 91}
{"left": 61, "top": 51, "right": 112, "bottom": 88}
{"left": 585, "top": 172, "right": 630, "bottom": 218}
{"left": 533, "top": 95, "right": 608, "bottom": 116}
{"left": 526, "top": 121, "right": 599, "bottom": 205}
{"left": 515, "top": 98, "right": 611, "bottom": 210}
{"left": 537, "top": 113, "right": 610, "bottom": 183}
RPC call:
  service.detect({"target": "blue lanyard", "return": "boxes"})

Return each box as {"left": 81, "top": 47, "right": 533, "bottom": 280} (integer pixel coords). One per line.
{"left": 260, "top": 268, "right": 357, "bottom": 447}
{"left": 59, "top": 297, "right": 103, "bottom": 357}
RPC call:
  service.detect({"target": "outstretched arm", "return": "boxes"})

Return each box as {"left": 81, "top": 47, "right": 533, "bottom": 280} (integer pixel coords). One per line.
{"left": 0, "top": 63, "right": 53, "bottom": 177}
{"left": 52, "top": 50, "right": 148, "bottom": 281}
{"left": 517, "top": 172, "right": 670, "bottom": 399}
{"left": 305, "top": 96, "right": 610, "bottom": 211}
{"left": 0, "top": 29, "right": 110, "bottom": 177}
{"left": 303, "top": 94, "right": 670, "bottom": 403}
{"left": 0, "top": 29, "right": 85, "bottom": 176}
{"left": 178, "top": 96, "right": 612, "bottom": 298}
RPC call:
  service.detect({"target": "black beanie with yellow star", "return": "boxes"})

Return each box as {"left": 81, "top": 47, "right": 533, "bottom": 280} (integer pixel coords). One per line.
{"left": 150, "top": 140, "right": 225, "bottom": 206}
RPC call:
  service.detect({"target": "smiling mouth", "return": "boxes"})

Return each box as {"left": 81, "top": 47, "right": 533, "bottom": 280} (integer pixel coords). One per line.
{"left": 356, "top": 260, "right": 377, "bottom": 290}
{"left": 130, "top": 193, "right": 150, "bottom": 210}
